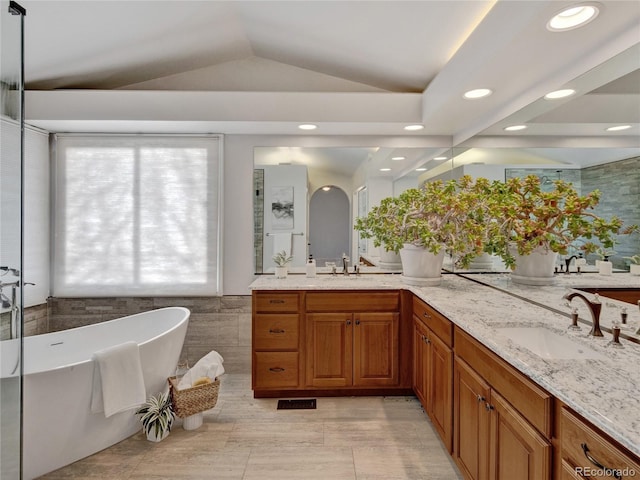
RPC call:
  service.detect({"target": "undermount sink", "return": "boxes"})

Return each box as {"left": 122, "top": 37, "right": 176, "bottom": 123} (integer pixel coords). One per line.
{"left": 499, "top": 327, "right": 608, "bottom": 361}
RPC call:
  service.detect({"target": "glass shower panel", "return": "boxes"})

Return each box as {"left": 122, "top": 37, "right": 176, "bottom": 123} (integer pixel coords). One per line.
{"left": 1, "top": 1, "right": 26, "bottom": 478}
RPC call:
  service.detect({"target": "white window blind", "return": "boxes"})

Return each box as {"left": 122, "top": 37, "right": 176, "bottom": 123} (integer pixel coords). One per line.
{"left": 53, "top": 135, "right": 222, "bottom": 297}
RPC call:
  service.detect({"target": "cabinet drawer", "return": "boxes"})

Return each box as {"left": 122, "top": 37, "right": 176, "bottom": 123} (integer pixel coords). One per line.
{"left": 254, "top": 352, "right": 299, "bottom": 389}
{"left": 306, "top": 291, "right": 399, "bottom": 312}
{"left": 561, "top": 407, "right": 640, "bottom": 478}
{"left": 413, "top": 296, "right": 452, "bottom": 347}
{"left": 560, "top": 459, "right": 585, "bottom": 479}
{"left": 254, "top": 292, "right": 300, "bottom": 313}
{"left": 254, "top": 314, "right": 299, "bottom": 350}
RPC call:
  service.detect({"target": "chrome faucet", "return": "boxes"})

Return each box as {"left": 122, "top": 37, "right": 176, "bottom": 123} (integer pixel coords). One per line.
{"left": 342, "top": 255, "right": 350, "bottom": 276}
{"left": 563, "top": 291, "right": 603, "bottom": 337}
{"left": 0, "top": 280, "right": 20, "bottom": 339}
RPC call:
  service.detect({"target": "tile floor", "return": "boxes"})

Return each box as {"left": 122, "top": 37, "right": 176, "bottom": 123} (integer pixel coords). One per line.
{"left": 39, "top": 374, "right": 463, "bottom": 479}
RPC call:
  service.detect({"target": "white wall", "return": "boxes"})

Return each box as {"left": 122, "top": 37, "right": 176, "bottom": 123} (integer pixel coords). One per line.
{"left": 1, "top": 121, "right": 50, "bottom": 308}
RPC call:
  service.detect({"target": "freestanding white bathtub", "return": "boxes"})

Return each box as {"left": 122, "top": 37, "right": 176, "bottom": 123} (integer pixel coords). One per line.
{"left": 12, "top": 307, "right": 190, "bottom": 479}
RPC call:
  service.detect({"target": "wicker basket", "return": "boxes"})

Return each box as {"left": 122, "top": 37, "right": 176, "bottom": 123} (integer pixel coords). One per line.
{"left": 168, "top": 376, "right": 220, "bottom": 418}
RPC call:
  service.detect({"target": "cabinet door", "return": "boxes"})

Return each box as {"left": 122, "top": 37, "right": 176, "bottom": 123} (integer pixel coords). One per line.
{"left": 306, "top": 313, "right": 353, "bottom": 387}
{"left": 429, "top": 331, "right": 453, "bottom": 453}
{"left": 454, "top": 357, "right": 491, "bottom": 480}
{"left": 489, "top": 390, "right": 551, "bottom": 480}
{"left": 353, "top": 312, "right": 399, "bottom": 386}
{"left": 413, "top": 318, "right": 429, "bottom": 406}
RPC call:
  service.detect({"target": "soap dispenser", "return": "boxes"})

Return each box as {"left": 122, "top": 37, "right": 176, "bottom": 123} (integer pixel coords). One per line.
{"left": 306, "top": 255, "right": 317, "bottom": 278}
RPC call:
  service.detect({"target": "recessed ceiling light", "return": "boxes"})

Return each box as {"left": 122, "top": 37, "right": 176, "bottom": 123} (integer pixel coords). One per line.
{"left": 379, "top": 168, "right": 391, "bottom": 172}
{"left": 544, "top": 89, "right": 576, "bottom": 99}
{"left": 463, "top": 88, "right": 492, "bottom": 99}
{"left": 298, "top": 124, "right": 317, "bottom": 130}
{"left": 606, "top": 125, "right": 631, "bottom": 132}
{"left": 504, "top": 125, "right": 528, "bottom": 131}
{"left": 415, "top": 168, "right": 427, "bottom": 172}
{"left": 404, "top": 124, "right": 424, "bottom": 131}
{"left": 547, "top": 4, "right": 599, "bottom": 31}
{"left": 433, "top": 156, "right": 448, "bottom": 161}
{"left": 391, "top": 156, "right": 406, "bottom": 161}
{"left": 322, "top": 186, "right": 331, "bottom": 191}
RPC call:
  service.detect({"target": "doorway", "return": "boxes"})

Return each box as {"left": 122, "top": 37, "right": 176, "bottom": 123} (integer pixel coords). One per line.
{"left": 309, "top": 186, "right": 350, "bottom": 266}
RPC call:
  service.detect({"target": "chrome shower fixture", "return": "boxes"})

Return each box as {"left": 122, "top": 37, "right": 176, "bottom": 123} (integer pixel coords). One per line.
{"left": 0, "top": 266, "right": 20, "bottom": 276}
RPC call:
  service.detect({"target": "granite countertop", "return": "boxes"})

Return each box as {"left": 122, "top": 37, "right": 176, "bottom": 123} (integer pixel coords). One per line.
{"left": 249, "top": 272, "right": 640, "bottom": 456}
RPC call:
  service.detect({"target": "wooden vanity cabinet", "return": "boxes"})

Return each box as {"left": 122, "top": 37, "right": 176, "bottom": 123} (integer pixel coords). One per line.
{"left": 252, "top": 291, "right": 303, "bottom": 390}
{"left": 453, "top": 327, "right": 552, "bottom": 480}
{"left": 305, "top": 291, "right": 400, "bottom": 388}
{"left": 252, "top": 289, "right": 410, "bottom": 397}
{"left": 412, "top": 296, "right": 453, "bottom": 452}
{"left": 559, "top": 407, "right": 640, "bottom": 479}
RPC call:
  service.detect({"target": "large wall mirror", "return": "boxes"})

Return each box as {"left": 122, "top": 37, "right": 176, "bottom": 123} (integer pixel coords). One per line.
{"left": 253, "top": 143, "right": 452, "bottom": 273}
{"left": 253, "top": 45, "right": 639, "bottom": 274}
{"left": 441, "top": 44, "right": 640, "bottom": 270}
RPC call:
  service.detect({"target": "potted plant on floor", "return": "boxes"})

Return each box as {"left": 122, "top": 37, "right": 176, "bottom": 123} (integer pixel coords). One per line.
{"left": 135, "top": 392, "right": 175, "bottom": 442}
{"left": 488, "top": 175, "right": 633, "bottom": 285}
{"left": 355, "top": 176, "right": 492, "bottom": 285}
{"left": 272, "top": 250, "right": 293, "bottom": 278}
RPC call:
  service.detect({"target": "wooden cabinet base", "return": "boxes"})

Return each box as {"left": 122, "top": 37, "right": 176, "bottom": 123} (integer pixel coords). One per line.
{"left": 254, "top": 387, "right": 414, "bottom": 398}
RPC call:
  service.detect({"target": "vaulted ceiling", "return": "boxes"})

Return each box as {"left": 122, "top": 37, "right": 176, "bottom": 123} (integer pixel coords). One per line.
{"left": 19, "top": 0, "right": 640, "bottom": 176}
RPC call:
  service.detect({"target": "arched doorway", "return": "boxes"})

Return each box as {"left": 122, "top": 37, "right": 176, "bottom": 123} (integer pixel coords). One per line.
{"left": 309, "top": 186, "right": 350, "bottom": 266}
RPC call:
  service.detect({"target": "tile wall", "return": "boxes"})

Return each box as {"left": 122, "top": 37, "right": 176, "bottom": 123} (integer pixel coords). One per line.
{"left": 1, "top": 303, "right": 48, "bottom": 340}
{"left": 47, "top": 296, "right": 252, "bottom": 374}
{"left": 582, "top": 157, "right": 640, "bottom": 267}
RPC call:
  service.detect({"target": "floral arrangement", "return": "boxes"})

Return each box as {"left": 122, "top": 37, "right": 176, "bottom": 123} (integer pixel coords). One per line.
{"left": 489, "top": 175, "right": 632, "bottom": 268}
{"left": 355, "top": 176, "right": 494, "bottom": 268}
{"left": 356, "top": 174, "right": 636, "bottom": 271}
{"left": 272, "top": 250, "right": 293, "bottom": 267}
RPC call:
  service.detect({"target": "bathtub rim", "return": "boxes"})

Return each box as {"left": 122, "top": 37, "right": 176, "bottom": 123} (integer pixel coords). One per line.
{"left": 18, "top": 306, "right": 190, "bottom": 377}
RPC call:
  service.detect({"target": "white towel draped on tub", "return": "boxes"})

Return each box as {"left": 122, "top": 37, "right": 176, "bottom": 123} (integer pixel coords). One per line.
{"left": 91, "top": 341, "right": 146, "bottom": 418}
{"left": 272, "top": 232, "right": 292, "bottom": 256}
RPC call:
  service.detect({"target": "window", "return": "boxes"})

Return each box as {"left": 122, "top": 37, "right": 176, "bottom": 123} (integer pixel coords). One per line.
{"left": 53, "top": 135, "right": 222, "bottom": 296}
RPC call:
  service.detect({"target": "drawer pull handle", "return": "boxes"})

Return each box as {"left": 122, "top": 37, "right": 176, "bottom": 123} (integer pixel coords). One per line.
{"left": 581, "top": 443, "right": 621, "bottom": 479}
{"left": 269, "top": 328, "right": 285, "bottom": 334}
{"left": 269, "top": 299, "right": 285, "bottom": 304}
{"left": 269, "top": 367, "right": 285, "bottom": 373}
{"left": 423, "top": 312, "right": 431, "bottom": 318}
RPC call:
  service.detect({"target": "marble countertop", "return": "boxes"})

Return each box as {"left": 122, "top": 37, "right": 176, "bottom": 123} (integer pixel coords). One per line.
{"left": 249, "top": 272, "right": 640, "bottom": 456}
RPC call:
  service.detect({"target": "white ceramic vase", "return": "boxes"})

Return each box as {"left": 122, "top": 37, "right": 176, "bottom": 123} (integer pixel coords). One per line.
{"left": 510, "top": 246, "right": 557, "bottom": 286}
{"left": 598, "top": 260, "right": 613, "bottom": 276}
{"left": 630, "top": 264, "right": 640, "bottom": 275}
{"left": 468, "top": 252, "right": 494, "bottom": 270}
{"left": 145, "top": 428, "right": 170, "bottom": 443}
{"left": 182, "top": 413, "right": 204, "bottom": 430}
{"left": 379, "top": 248, "right": 402, "bottom": 270}
{"left": 399, "top": 244, "right": 445, "bottom": 286}
{"left": 274, "top": 266, "right": 288, "bottom": 279}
